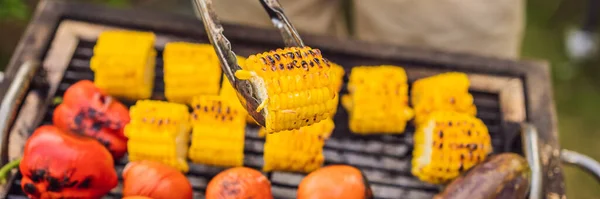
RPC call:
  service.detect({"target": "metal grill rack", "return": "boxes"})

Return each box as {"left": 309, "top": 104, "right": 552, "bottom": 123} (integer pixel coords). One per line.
{"left": 5, "top": 40, "right": 509, "bottom": 199}
{"left": 0, "top": 1, "right": 569, "bottom": 199}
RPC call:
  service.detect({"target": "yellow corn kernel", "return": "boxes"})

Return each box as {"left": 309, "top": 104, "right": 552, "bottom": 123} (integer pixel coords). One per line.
{"left": 411, "top": 72, "right": 477, "bottom": 125}
{"left": 258, "top": 118, "right": 335, "bottom": 139}
{"left": 162, "top": 42, "right": 223, "bottom": 104}
{"left": 188, "top": 95, "right": 247, "bottom": 167}
{"left": 328, "top": 63, "right": 345, "bottom": 118}
{"left": 125, "top": 100, "right": 191, "bottom": 172}
{"left": 91, "top": 30, "right": 156, "bottom": 100}
{"left": 221, "top": 82, "right": 257, "bottom": 124}
{"left": 239, "top": 47, "right": 337, "bottom": 133}
{"left": 342, "top": 66, "right": 414, "bottom": 134}
{"left": 330, "top": 63, "right": 345, "bottom": 93}
{"left": 220, "top": 56, "right": 258, "bottom": 124}
{"left": 411, "top": 111, "right": 492, "bottom": 184}
{"left": 262, "top": 119, "right": 333, "bottom": 173}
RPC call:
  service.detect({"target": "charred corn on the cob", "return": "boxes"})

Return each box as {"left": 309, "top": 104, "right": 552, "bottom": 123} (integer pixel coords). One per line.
{"left": 342, "top": 66, "right": 414, "bottom": 134}
{"left": 163, "top": 42, "right": 222, "bottom": 104}
{"left": 188, "top": 95, "right": 247, "bottom": 167}
{"left": 91, "top": 31, "right": 156, "bottom": 100}
{"left": 262, "top": 120, "right": 333, "bottom": 173}
{"left": 235, "top": 47, "right": 337, "bottom": 133}
{"left": 125, "top": 100, "right": 191, "bottom": 172}
{"left": 411, "top": 111, "right": 492, "bottom": 184}
{"left": 411, "top": 72, "right": 477, "bottom": 125}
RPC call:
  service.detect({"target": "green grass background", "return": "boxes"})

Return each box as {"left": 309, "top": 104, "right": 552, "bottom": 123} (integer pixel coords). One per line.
{"left": 1, "top": 0, "right": 600, "bottom": 198}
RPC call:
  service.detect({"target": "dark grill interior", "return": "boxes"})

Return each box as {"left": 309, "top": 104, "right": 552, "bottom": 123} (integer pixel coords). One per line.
{"left": 6, "top": 39, "right": 508, "bottom": 199}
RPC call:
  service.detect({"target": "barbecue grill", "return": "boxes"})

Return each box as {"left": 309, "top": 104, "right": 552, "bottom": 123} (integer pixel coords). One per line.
{"left": 1, "top": 1, "right": 599, "bottom": 199}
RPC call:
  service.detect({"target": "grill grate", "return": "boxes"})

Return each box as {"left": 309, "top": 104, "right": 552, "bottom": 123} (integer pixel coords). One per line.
{"left": 6, "top": 40, "right": 507, "bottom": 199}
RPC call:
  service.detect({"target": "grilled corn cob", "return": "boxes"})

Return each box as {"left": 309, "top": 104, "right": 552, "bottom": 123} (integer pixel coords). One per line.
{"left": 411, "top": 111, "right": 492, "bottom": 184}
{"left": 188, "top": 95, "right": 247, "bottom": 167}
{"left": 91, "top": 31, "right": 156, "bottom": 100}
{"left": 163, "top": 42, "right": 223, "bottom": 104}
{"left": 328, "top": 63, "right": 345, "bottom": 117}
{"left": 411, "top": 72, "right": 477, "bottom": 125}
{"left": 342, "top": 66, "right": 414, "bottom": 134}
{"left": 125, "top": 100, "right": 191, "bottom": 172}
{"left": 262, "top": 120, "right": 333, "bottom": 173}
{"left": 234, "top": 47, "right": 337, "bottom": 133}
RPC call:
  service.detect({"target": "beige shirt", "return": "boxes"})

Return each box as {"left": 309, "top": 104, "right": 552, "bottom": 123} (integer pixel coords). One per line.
{"left": 213, "top": 0, "right": 525, "bottom": 59}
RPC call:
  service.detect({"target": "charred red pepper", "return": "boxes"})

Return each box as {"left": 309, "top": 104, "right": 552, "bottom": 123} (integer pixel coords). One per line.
{"left": 53, "top": 80, "right": 129, "bottom": 159}
{"left": 19, "top": 125, "right": 118, "bottom": 199}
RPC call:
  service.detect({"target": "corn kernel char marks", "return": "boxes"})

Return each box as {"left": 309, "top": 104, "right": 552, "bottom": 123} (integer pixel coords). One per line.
{"left": 190, "top": 95, "right": 247, "bottom": 125}
{"left": 243, "top": 47, "right": 336, "bottom": 132}
{"left": 344, "top": 66, "right": 413, "bottom": 134}
{"left": 411, "top": 111, "right": 492, "bottom": 185}
{"left": 125, "top": 100, "right": 191, "bottom": 172}
{"left": 411, "top": 72, "right": 477, "bottom": 125}
{"left": 188, "top": 96, "right": 246, "bottom": 167}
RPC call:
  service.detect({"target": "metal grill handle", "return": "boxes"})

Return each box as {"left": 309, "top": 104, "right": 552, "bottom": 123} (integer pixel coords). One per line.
{"left": 561, "top": 149, "right": 600, "bottom": 182}
{"left": 521, "top": 123, "right": 543, "bottom": 199}
{"left": 0, "top": 61, "right": 41, "bottom": 165}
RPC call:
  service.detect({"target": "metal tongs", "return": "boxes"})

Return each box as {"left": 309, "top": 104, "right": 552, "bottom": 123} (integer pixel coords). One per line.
{"left": 192, "top": 0, "right": 304, "bottom": 127}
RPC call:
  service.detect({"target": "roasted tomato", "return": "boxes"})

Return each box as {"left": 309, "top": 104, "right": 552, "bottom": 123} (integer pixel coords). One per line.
{"left": 297, "top": 165, "right": 373, "bottom": 199}
{"left": 434, "top": 153, "right": 531, "bottom": 199}
{"left": 19, "top": 125, "right": 118, "bottom": 199}
{"left": 53, "top": 80, "right": 129, "bottom": 159}
{"left": 122, "top": 161, "right": 193, "bottom": 199}
{"left": 205, "top": 167, "right": 273, "bottom": 199}
{"left": 122, "top": 196, "right": 154, "bottom": 199}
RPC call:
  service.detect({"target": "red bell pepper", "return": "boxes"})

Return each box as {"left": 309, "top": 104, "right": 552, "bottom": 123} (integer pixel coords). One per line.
{"left": 53, "top": 80, "right": 129, "bottom": 159}
{"left": 20, "top": 125, "right": 118, "bottom": 199}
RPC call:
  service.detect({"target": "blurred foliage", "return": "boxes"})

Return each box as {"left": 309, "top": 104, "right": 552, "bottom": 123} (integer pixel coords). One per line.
{"left": 0, "top": 0, "right": 132, "bottom": 21}
{"left": 522, "top": 0, "right": 600, "bottom": 198}
{"left": 0, "top": 0, "right": 29, "bottom": 20}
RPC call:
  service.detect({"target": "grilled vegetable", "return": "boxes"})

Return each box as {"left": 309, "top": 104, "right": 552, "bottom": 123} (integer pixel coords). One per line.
{"left": 262, "top": 119, "right": 332, "bottom": 173}
{"left": 434, "top": 153, "right": 530, "bottom": 199}
{"left": 258, "top": 117, "right": 335, "bottom": 139}
{"left": 411, "top": 111, "right": 492, "bottom": 184}
{"left": 125, "top": 100, "right": 191, "bottom": 172}
{"left": 342, "top": 66, "right": 414, "bottom": 134}
{"left": 91, "top": 30, "right": 156, "bottom": 100}
{"left": 328, "top": 62, "right": 345, "bottom": 117}
{"left": 20, "top": 125, "right": 118, "bottom": 199}
{"left": 205, "top": 167, "right": 273, "bottom": 199}
{"left": 53, "top": 80, "right": 129, "bottom": 159}
{"left": 122, "top": 161, "right": 193, "bottom": 199}
{"left": 188, "top": 95, "right": 246, "bottom": 167}
{"left": 220, "top": 72, "right": 258, "bottom": 125}
{"left": 163, "top": 42, "right": 223, "bottom": 104}
{"left": 411, "top": 72, "right": 477, "bottom": 125}
{"left": 235, "top": 47, "right": 337, "bottom": 133}
{"left": 298, "top": 165, "right": 373, "bottom": 199}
